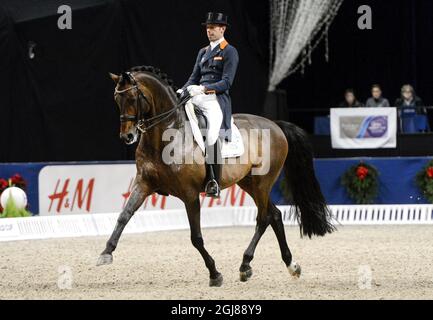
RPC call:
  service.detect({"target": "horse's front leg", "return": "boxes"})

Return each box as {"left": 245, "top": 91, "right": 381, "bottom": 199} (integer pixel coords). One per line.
{"left": 97, "top": 182, "right": 149, "bottom": 266}
{"left": 185, "top": 198, "right": 223, "bottom": 287}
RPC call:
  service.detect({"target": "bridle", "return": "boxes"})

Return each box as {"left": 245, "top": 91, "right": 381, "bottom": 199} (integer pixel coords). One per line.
{"left": 114, "top": 72, "right": 190, "bottom": 134}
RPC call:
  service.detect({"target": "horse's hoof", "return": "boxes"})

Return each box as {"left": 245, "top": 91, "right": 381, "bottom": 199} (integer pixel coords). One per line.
{"left": 288, "top": 261, "right": 301, "bottom": 279}
{"left": 240, "top": 268, "right": 253, "bottom": 282}
{"left": 96, "top": 254, "right": 113, "bottom": 266}
{"left": 209, "top": 273, "right": 223, "bottom": 287}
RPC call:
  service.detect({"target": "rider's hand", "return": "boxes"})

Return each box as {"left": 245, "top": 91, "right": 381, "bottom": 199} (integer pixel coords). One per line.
{"left": 187, "top": 85, "right": 205, "bottom": 97}
{"left": 176, "top": 89, "right": 184, "bottom": 99}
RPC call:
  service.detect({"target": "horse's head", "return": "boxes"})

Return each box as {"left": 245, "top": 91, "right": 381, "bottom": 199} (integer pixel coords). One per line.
{"left": 110, "top": 72, "right": 152, "bottom": 145}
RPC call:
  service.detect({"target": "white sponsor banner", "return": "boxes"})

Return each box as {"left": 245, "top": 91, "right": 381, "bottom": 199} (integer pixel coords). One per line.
{"left": 38, "top": 164, "right": 254, "bottom": 215}
{"left": 3, "top": 205, "right": 433, "bottom": 242}
{"left": 331, "top": 107, "right": 397, "bottom": 149}
{"left": 0, "top": 219, "right": 20, "bottom": 239}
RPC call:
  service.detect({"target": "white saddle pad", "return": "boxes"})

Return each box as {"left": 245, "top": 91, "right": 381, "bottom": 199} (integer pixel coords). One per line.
{"left": 185, "top": 101, "right": 245, "bottom": 158}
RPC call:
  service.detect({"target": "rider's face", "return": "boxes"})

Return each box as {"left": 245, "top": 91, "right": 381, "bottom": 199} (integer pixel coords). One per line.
{"left": 206, "top": 24, "right": 226, "bottom": 42}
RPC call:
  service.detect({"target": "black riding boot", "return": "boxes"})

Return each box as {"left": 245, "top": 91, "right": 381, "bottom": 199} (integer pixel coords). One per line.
{"left": 205, "top": 140, "right": 222, "bottom": 198}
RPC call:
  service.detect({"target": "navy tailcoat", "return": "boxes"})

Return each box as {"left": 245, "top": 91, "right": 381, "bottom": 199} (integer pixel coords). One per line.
{"left": 182, "top": 40, "right": 239, "bottom": 140}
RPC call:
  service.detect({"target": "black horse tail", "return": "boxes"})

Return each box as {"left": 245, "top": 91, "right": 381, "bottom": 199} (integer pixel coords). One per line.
{"left": 275, "top": 121, "right": 335, "bottom": 238}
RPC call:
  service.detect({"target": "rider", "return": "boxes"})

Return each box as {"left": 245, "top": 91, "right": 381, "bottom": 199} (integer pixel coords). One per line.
{"left": 177, "top": 12, "right": 239, "bottom": 198}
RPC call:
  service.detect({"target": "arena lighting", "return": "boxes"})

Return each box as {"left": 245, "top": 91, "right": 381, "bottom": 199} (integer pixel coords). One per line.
{"left": 28, "top": 41, "right": 36, "bottom": 59}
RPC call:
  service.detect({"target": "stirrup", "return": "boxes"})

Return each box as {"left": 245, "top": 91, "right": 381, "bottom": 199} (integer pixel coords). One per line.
{"left": 205, "top": 179, "right": 220, "bottom": 198}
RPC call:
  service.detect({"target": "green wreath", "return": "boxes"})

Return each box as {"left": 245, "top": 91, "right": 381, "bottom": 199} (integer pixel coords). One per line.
{"left": 415, "top": 160, "right": 433, "bottom": 204}
{"left": 341, "top": 163, "right": 379, "bottom": 204}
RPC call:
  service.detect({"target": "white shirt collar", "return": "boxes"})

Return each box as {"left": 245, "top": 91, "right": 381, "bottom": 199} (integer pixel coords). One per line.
{"left": 210, "top": 37, "right": 225, "bottom": 50}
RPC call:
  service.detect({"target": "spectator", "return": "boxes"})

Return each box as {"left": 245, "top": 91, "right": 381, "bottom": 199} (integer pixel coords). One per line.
{"left": 394, "top": 84, "right": 426, "bottom": 114}
{"left": 339, "top": 89, "right": 364, "bottom": 108}
{"left": 365, "top": 84, "right": 390, "bottom": 108}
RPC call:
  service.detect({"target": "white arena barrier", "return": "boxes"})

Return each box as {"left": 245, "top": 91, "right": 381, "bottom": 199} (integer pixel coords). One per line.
{"left": 0, "top": 205, "right": 433, "bottom": 242}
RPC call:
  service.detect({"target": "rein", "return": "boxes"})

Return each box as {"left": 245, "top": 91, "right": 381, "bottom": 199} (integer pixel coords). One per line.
{"left": 115, "top": 72, "right": 190, "bottom": 134}
{"left": 136, "top": 95, "right": 190, "bottom": 133}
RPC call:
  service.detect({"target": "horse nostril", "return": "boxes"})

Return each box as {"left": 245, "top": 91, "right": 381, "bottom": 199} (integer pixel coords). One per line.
{"left": 127, "top": 133, "right": 134, "bottom": 141}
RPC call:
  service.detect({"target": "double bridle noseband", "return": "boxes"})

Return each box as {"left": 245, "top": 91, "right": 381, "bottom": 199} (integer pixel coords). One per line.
{"left": 115, "top": 72, "right": 189, "bottom": 133}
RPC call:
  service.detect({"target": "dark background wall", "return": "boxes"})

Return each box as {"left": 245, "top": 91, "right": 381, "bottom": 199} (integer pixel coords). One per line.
{"left": 0, "top": 0, "right": 432, "bottom": 162}
{"left": 283, "top": 0, "right": 433, "bottom": 131}
{"left": 0, "top": 0, "right": 269, "bottom": 162}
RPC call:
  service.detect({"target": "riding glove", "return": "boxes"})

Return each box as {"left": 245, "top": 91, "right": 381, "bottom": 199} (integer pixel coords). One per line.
{"left": 187, "top": 85, "right": 205, "bottom": 97}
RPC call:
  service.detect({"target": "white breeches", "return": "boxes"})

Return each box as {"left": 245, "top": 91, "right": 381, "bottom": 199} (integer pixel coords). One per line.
{"left": 191, "top": 93, "right": 223, "bottom": 146}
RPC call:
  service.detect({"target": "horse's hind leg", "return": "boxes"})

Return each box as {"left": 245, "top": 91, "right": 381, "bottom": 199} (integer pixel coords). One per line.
{"left": 238, "top": 178, "right": 271, "bottom": 282}
{"left": 97, "top": 183, "right": 149, "bottom": 266}
{"left": 269, "top": 203, "right": 301, "bottom": 278}
{"left": 185, "top": 197, "right": 223, "bottom": 287}
{"left": 239, "top": 212, "right": 271, "bottom": 282}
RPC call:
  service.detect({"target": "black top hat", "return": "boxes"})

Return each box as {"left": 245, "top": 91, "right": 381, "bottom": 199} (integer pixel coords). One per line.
{"left": 202, "top": 12, "right": 230, "bottom": 27}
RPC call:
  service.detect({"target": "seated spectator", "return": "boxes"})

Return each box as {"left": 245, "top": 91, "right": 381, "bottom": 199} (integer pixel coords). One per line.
{"left": 339, "top": 89, "right": 364, "bottom": 108}
{"left": 365, "top": 84, "right": 390, "bottom": 108}
{"left": 394, "top": 84, "right": 426, "bottom": 114}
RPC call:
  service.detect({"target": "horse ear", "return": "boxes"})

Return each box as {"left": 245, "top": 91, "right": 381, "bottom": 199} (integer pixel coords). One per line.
{"left": 109, "top": 73, "right": 120, "bottom": 84}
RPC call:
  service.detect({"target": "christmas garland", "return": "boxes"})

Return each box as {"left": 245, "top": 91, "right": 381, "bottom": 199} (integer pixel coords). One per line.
{"left": 415, "top": 160, "right": 433, "bottom": 204}
{"left": 341, "top": 163, "right": 379, "bottom": 204}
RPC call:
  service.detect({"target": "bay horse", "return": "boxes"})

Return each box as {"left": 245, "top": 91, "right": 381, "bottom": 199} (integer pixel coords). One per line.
{"left": 97, "top": 66, "right": 335, "bottom": 287}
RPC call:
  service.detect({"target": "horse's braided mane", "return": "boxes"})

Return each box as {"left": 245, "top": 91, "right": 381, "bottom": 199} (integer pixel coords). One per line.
{"left": 128, "top": 65, "right": 179, "bottom": 93}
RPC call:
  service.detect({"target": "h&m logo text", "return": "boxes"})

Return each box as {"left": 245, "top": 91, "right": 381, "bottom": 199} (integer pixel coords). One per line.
{"left": 48, "top": 178, "right": 95, "bottom": 213}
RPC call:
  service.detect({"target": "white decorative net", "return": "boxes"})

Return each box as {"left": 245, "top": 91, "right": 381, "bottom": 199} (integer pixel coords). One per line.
{"left": 268, "top": 0, "right": 344, "bottom": 91}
